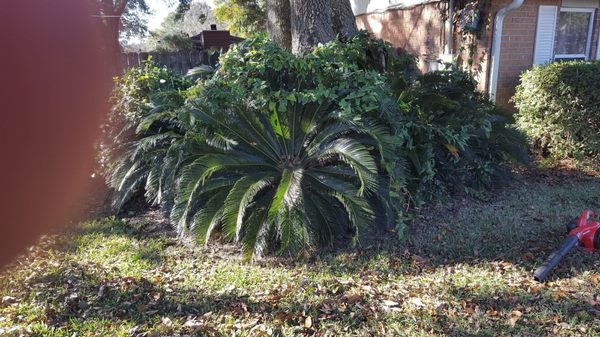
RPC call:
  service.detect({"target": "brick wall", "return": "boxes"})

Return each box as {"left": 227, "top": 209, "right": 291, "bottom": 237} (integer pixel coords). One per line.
{"left": 487, "top": 0, "right": 560, "bottom": 109}
{"left": 355, "top": 3, "right": 445, "bottom": 72}
{"left": 356, "top": 0, "right": 600, "bottom": 111}
{"left": 484, "top": 0, "right": 600, "bottom": 110}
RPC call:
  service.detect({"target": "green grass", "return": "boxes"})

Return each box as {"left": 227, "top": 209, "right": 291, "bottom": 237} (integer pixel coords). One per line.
{"left": 1, "top": 169, "right": 599, "bottom": 336}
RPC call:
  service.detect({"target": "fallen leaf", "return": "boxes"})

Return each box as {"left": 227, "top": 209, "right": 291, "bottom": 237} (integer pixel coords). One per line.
{"left": 408, "top": 297, "right": 424, "bottom": 307}
{"left": 149, "top": 291, "right": 161, "bottom": 301}
{"left": 521, "top": 252, "right": 534, "bottom": 261}
{"left": 343, "top": 293, "right": 361, "bottom": 305}
{"left": 1, "top": 296, "right": 18, "bottom": 304}
{"left": 303, "top": 316, "right": 312, "bottom": 329}
{"left": 485, "top": 310, "right": 498, "bottom": 317}
{"left": 183, "top": 318, "right": 204, "bottom": 328}
{"left": 161, "top": 316, "right": 173, "bottom": 328}
{"left": 509, "top": 310, "right": 522, "bottom": 327}
{"left": 97, "top": 285, "right": 106, "bottom": 298}
{"left": 382, "top": 299, "right": 400, "bottom": 307}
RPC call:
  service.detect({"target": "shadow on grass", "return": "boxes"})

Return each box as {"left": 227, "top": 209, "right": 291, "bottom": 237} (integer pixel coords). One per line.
{"left": 307, "top": 176, "right": 600, "bottom": 282}
{"left": 22, "top": 266, "right": 377, "bottom": 335}
{"left": 439, "top": 285, "right": 599, "bottom": 337}
{"left": 405, "top": 177, "right": 600, "bottom": 274}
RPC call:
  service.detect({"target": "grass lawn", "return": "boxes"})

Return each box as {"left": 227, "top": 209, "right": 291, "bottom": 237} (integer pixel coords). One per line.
{"left": 1, "top": 166, "right": 599, "bottom": 336}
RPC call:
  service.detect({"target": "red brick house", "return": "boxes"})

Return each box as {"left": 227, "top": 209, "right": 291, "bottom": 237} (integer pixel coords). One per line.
{"left": 351, "top": 0, "right": 600, "bottom": 109}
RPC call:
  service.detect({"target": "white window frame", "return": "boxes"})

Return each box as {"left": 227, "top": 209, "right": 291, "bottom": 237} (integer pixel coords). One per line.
{"left": 554, "top": 7, "right": 596, "bottom": 60}
{"left": 597, "top": 23, "right": 600, "bottom": 60}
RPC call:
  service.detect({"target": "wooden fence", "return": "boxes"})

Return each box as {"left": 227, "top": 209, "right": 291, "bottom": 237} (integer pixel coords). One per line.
{"left": 118, "top": 52, "right": 208, "bottom": 75}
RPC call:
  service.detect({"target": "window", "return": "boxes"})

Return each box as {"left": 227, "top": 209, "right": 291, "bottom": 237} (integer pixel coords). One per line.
{"left": 554, "top": 8, "right": 595, "bottom": 60}
{"left": 534, "top": 6, "right": 597, "bottom": 64}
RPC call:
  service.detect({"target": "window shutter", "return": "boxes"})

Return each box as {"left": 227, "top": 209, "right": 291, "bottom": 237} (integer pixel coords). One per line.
{"left": 533, "top": 5, "right": 558, "bottom": 65}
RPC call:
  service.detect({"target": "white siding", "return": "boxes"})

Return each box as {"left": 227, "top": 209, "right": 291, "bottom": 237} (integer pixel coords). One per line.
{"left": 561, "top": 0, "right": 599, "bottom": 8}
{"left": 533, "top": 5, "right": 558, "bottom": 65}
{"left": 350, "top": 0, "right": 430, "bottom": 16}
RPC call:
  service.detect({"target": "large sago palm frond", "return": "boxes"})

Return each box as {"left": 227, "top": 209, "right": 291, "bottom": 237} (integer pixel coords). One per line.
{"left": 173, "top": 99, "right": 395, "bottom": 257}
{"left": 108, "top": 99, "right": 194, "bottom": 212}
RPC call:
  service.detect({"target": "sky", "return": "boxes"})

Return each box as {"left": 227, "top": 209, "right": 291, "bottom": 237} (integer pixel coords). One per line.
{"left": 146, "top": 0, "right": 215, "bottom": 30}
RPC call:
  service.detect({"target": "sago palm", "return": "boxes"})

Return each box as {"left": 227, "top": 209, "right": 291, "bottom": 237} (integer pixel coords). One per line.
{"left": 171, "top": 98, "right": 395, "bottom": 257}
{"left": 108, "top": 93, "right": 193, "bottom": 212}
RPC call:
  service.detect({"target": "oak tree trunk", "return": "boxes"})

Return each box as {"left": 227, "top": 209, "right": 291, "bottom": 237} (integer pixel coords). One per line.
{"left": 266, "top": 0, "right": 292, "bottom": 51}
{"left": 331, "top": 0, "right": 358, "bottom": 40}
{"left": 267, "top": 0, "right": 358, "bottom": 55}
{"left": 290, "top": 0, "right": 335, "bottom": 55}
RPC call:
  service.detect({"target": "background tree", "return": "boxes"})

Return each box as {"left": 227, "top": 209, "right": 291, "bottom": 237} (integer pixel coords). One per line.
{"left": 266, "top": 0, "right": 291, "bottom": 50}
{"left": 214, "top": 0, "right": 266, "bottom": 37}
{"left": 96, "top": 0, "right": 150, "bottom": 53}
{"left": 96, "top": 0, "right": 191, "bottom": 52}
{"left": 148, "top": 1, "right": 215, "bottom": 52}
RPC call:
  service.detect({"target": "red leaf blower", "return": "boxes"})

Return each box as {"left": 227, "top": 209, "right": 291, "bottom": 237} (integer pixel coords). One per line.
{"left": 534, "top": 210, "right": 600, "bottom": 282}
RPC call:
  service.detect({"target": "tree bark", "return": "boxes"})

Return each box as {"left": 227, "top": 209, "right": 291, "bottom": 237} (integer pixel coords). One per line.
{"left": 330, "top": 0, "right": 358, "bottom": 40}
{"left": 290, "top": 0, "right": 335, "bottom": 55}
{"left": 268, "top": 0, "right": 358, "bottom": 54}
{"left": 105, "top": 18, "right": 123, "bottom": 54}
{"left": 266, "top": 0, "right": 292, "bottom": 51}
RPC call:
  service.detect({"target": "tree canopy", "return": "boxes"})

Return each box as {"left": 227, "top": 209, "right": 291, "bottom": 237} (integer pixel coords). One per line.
{"left": 148, "top": 1, "right": 215, "bottom": 52}
{"left": 214, "top": 0, "right": 267, "bottom": 37}
{"left": 95, "top": 0, "right": 192, "bottom": 51}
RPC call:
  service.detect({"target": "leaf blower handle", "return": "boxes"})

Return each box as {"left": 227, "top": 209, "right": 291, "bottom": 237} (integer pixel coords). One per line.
{"left": 533, "top": 235, "right": 580, "bottom": 282}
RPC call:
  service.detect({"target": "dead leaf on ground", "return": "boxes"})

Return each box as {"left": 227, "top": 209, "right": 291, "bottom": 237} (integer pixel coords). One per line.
{"left": 343, "top": 293, "right": 362, "bottom": 305}
{"left": 509, "top": 310, "right": 522, "bottom": 327}
{"left": 303, "top": 316, "right": 312, "bottom": 329}
{"left": 382, "top": 299, "right": 400, "bottom": 307}
{"left": 148, "top": 291, "right": 161, "bottom": 301}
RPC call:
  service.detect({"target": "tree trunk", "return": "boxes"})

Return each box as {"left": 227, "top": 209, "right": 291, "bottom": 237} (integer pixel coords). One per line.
{"left": 266, "top": 0, "right": 292, "bottom": 51}
{"left": 268, "top": 0, "right": 358, "bottom": 55}
{"left": 105, "top": 19, "right": 122, "bottom": 54}
{"left": 290, "top": 0, "right": 335, "bottom": 55}
{"left": 331, "top": 0, "right": 358, "bottom": 40}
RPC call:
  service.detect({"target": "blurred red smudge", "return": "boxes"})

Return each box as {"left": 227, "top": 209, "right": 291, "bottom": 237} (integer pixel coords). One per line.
{"left": 0, "top": 0, "right": 114, "bottom": 267}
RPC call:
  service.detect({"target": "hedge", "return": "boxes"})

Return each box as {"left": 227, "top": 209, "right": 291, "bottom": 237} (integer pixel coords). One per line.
{"left": 513, "top": 61, "right": 600, "bottom": 163}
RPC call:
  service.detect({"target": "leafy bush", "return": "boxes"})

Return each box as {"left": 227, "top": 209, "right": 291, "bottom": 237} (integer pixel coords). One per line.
{"left": 105, "top": 31, "right": 529, "bottom": 257}
{"left": 107, "top": 35, "right": 403, "bottom": 256}
{"left": 101, "top": 60, "right": 195, "bottom": 209}
{"left": 513, "top": 61, "right": 600, "bottom": 163}
{"left": 398, "top": 69, "right": 529, "bottom": 201}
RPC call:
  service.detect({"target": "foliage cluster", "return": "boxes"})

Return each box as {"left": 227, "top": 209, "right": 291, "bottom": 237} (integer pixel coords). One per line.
{"left": 105, "top": 31, "right": 528, "bottom": 257}
{"left": 513, "top": 61, "right": 600, "bottom": 164}
{"left": 400, "top": 69, "right": 529, "bottom": 201}
{"left": 100, "top": 59, "right": 195, "bottom": 205}
{"left": 214, "top": 0, "right": 266, "bottom": 38}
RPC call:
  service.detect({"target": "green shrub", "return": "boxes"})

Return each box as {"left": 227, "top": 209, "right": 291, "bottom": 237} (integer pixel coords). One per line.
{"left": 513, "top": 61, "right": 600, "bottom": 163}
{"left": 398, "top": 69, "right": 530, "bottom": 202}
{"left": 105, "top": 32, "right": 529, "bottom": 257}
{"left": 108, "top": 34, "right": 404, "bottom": 256}
{"left": 101, "top": 60, "right": 195, "bottom": 209}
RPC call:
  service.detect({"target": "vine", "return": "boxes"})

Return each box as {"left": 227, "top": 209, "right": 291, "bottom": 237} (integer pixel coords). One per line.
{"left": 440, "top": 0, "right": 491, "bottom": 77}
